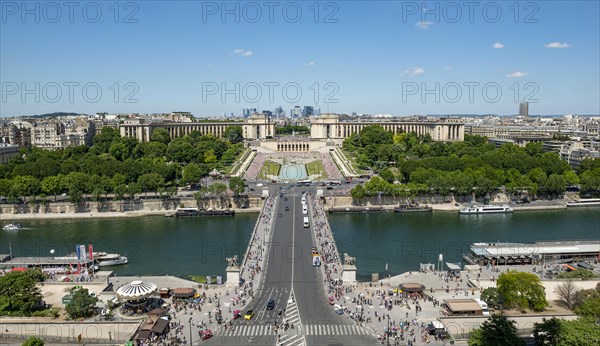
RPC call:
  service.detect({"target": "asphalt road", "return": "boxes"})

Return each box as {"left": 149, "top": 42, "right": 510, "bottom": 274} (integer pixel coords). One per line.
{"left": 207, "top": 190, "right": 374, "bottom": 346}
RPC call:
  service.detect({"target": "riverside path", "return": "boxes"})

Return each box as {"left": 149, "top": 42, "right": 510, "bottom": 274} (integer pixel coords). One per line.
{"left": 208, "top": 188, "right": 374, "bottom": 346}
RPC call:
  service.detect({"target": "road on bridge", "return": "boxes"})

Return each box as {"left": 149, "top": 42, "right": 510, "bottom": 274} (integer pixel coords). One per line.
{"left": 207, "top": 189, "right": 374, "bottom": 346}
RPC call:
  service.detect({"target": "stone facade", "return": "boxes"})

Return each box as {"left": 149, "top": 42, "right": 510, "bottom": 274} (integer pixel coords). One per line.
{"left": 310, "top": 114, "right": 464, "bottom": 142}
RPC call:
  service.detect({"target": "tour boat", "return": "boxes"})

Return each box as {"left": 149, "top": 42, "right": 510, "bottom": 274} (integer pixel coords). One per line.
{"left": 94, "top": 252, "right": 128, "bottom": 267}
{"left": 459, "top": 205, "right": 513, "bottom": 214}
{"left": 3, "top": 223, "right": 23, "bottom": 231}
{"left": 566, "top": 198, "right": 600, "bottom": 207}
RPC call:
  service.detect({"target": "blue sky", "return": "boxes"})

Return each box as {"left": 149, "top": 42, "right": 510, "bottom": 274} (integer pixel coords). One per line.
{"left": 1, "top": 0, "right": 599, "bottom": 117}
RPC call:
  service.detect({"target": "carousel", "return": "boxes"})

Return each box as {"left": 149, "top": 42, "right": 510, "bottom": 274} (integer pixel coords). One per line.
{"left": 399, "top": 283, "right": 426, "bottom": 297}
{"left": 116, "top": 280, "right": 159, "bottom": 315}
{"left": 170, "top": 287, "right": 197, "bottom": 300}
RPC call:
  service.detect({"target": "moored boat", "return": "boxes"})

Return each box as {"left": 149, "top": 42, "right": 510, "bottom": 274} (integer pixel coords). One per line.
{"left": 566, "top": 198, "right": 600, "bottom": 207}
{"left": 459, "top": 205, "right": 513, "bottom": 214}
{"left": 94, "top": 252, "right": 128, "bottom": 267}
{"left": 175, "top": 208, "right": 234, "bottom": 217}
{"left": 3, "top": 223, "right": 23, "bottom": 231}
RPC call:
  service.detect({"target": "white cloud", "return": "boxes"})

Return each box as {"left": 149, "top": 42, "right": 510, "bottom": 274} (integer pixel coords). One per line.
{"left": 233, "top": 48, "right": 253, "bottom": 57}
{"left": 415, "top": 21, "right": 432, "bottom": 29}
{"left": 545, "top": 42, "right": 570, "bottom": 48}
{"left": 305, "top": 61, "right": 316, "bottom": 67}
{"left": 444, "top": 66, "right": 452, "bottom": 70}
{"left": 506, "top": 71, "right": 527, "bottom": 78}
{"left": 492, "top": 42, "right": 504, "bottom": 49}
{"left": 401, "top": 67, "right": 425, "bottom": 76}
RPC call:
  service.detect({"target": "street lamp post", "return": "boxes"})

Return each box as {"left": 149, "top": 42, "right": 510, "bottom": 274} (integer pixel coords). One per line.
{"left": 189, "top": 317, "right": 193, "bottom": 345}
{"left": 386, "top": 314, "right": 390, "bottom": 346}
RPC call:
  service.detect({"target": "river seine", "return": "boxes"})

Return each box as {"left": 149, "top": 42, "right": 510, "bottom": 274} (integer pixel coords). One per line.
{"left": 1, "top": 209, "right": 598, "bottom": 281}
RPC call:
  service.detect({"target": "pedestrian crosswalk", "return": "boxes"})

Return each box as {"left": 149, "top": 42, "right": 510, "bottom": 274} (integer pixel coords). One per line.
{"left": 278, "top": 291, "right": 305, "bottom": 346}
{"left": 217, "top": 324, "right": 278, "bottom": 336}
{"left": 216, "top": 323, "right": 370, "bottom": 337}
{"left": 304, "top": 323, "right": 370, "bottom": 336}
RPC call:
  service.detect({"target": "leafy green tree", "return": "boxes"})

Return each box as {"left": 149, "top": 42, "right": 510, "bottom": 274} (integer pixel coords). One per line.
{"left": 467, "top": 328, "right": 484, "bottom": 346}
{"left": 579, "top": 168, "right": 600, "bottom": 196}
{"left": 11, "top": 175, "right": 40, "bottom": 202}
{"left": 224, "top": 125, "right": 244, "bottom": 144}
{"left": 557, "top": 268, "right": 596, "bottom": 280}
{"left": 543, "top": 174, "right": 566, "bottom": 197}
{"left": 468, "top": 314, "right": 525, "bottom": 346}
{"left": 65, "top": 288, "right": 98, "bottom": 319}
{"left": 151, "top": 128, "right": 171, "bottom": 144}
{"left": 181, "top": 163, "right": 202, "bottom": 187}
{"left": 108, "top": 142, "right": 128, "bottom": 161}
{"left": 166, "top": 139, "right": 194, "bottom": 163}
{"left": 497, "top": 271, "right": 547, "bottom": 311}
{"left": 229, "top": 176, "right": 245, "bottom": 195}
{"left": 63, "top": 172, "right": 90, "bottom": 195}
{"left": 563, "top": 170, "right": 579, "bottom": 186}
{"left": 208, "top": 182, "right": 227, "bottom": 196}
{"left": 132, "top": 141, "right": 167, "bottom": 159}
{"left": 378, "top": 168, "right": 395, "bottom": 183}
{"left": 22, "top": 336, "right": 44, "bottom": 346}
{"left": 558, "top": 318, "right": 600, "bottom": 346}
{"left": 533, "top": 317, "right": 563, "bottom": 346}
{"left": 41, "top": 175, "right": 63, "bottom": 201}
{"left": 0, "top": 178, "right": 12, "bottom": 197}
{"left": 573, "top": 283, "right": 600, "bottom": 318}
{"left": 204, "top": 150, "right": 218, "bottom": 164}
{"left": 357, "top": 125, "right": 393, "bottom": 147}
{"left": 0, "top": 270, "right": 43, "bottom": 313}
{"left": 137, "top": 173, "right": 165, "bottom": 196}
{"left": 481, "top": 287, "right": 500, "bottom": 308}
{"left": 350, "top": 184, "right": 366, "bottom": 202}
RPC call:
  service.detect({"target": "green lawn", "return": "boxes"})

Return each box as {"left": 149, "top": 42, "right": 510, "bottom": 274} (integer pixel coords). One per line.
{"left": 258, "top": 160, "right": 281, "bottom": 180}
{"left": 339, "top": 148, "right": 364, "bottom": 174}
{"left": 306, "top": 161, "right": 327, "bottom": 180}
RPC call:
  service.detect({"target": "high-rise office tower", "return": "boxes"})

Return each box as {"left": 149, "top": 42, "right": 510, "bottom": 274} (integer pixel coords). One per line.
{"left": 519, "top": 102, "right": 529, "bottom": 117}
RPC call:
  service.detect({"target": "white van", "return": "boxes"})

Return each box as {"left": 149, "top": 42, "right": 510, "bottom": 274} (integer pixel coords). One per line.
{"left": 475, "top": 299, "right": 489, "bottom": 316}
{"left": 302, "top": 207, "right": 308, "bottom": 215}
{"left": 303, "top": 217, "right": 309, "bottom": 228}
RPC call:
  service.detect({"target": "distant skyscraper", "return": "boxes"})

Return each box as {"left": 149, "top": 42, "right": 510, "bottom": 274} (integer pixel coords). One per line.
{"left": 314, "top": 107, "right": 321, "bottom": 116}
{"left": 302, "top": 106, "right": 314, "bottom": 117}
{"left": 242, "top": 108, "right": 250, "bottom": 118}
{"left": 519, "top": 102, "right": 529, "bottom": 117}
{"left": 275, "top": 106, "right": 284, "bottom": 118}
{"left": 292, "top": 106, "right": 302, "bottom": 118}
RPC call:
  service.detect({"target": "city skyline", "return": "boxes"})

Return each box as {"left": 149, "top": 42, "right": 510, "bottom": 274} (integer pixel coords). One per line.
{"left": 1, "top": 1, "right": 599, "bottom": 117}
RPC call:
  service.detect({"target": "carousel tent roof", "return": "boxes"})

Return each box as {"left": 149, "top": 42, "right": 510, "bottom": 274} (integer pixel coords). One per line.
{"left": 399, "top": 283, "right": 425, "bottom": 292}
{"left": 171, "top": 287, "right": 196, "bottom": 298}
{"left": 116, "top": 280, "right": 157, "bottom": 300}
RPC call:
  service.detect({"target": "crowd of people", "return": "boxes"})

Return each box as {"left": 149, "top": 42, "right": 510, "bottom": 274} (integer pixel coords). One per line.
{"left": 310, "top": 194, "right": 346, "bottom": 300}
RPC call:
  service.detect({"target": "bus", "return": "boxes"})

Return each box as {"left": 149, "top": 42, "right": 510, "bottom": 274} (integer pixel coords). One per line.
{"left": 303, "top": 217, "right": 309, "bottom": 228}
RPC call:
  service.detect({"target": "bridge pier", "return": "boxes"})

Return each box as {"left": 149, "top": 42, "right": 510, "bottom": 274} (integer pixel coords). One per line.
{"left": 225, "top": 267, "right": 240, "bottom": 288}
{"left": 342, "top": 265, "right": 357, "bottom": 284}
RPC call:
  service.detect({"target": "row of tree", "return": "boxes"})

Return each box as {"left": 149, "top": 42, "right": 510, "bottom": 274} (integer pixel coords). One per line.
{"left": 344, "top": 126, "right": 600, "bottom": 198}
{"left": 0, "top": 128, "right": 246, "bottom": 202}
{"left": 275, "top": 125, "right": 309, "bottom": 134}
{"left": 472, "top": 280, "right": 600, "bottom": 346}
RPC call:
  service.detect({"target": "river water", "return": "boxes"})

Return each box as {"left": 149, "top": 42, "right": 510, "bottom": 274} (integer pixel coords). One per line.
{"left": 1, "top": 209, "right": 598, "bottom": 281}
